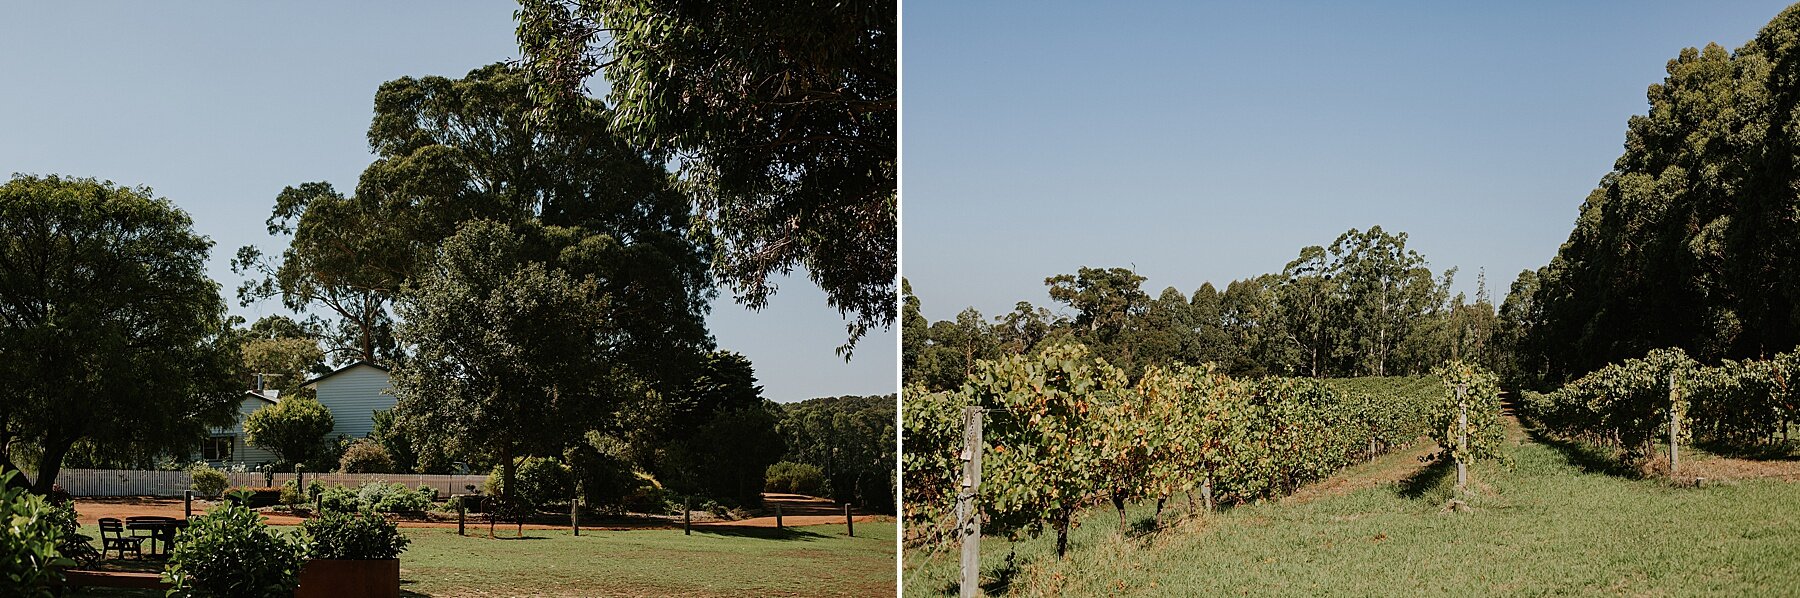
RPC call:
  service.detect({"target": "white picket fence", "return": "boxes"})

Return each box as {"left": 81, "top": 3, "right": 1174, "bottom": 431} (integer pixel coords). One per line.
{"left": 56, "top": 468, "right": 489, "bottom": 498}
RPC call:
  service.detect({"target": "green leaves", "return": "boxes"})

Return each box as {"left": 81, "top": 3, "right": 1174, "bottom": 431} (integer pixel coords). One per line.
{"left": 1426, "top": 361, "right": 1508, "bottom": 466}
{"left": 0, "top": 471, "right": 70, "bottom": 596}
{"left": 300, "top": 510, "right": 410, "bottom": 561}
{"left": 163, "top": 503, "right": 306, "bottom": 598}
{"left": 517, "top": 0, "right": 897, "bottom": 353}
{"left": 244, "top": 396, "right": 336, "bottom": 468}
{"left": 0, "top": 174, "right": 241, "bottom": 490}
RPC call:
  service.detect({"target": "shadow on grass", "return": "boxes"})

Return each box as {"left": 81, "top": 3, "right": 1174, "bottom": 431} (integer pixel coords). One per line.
{"left": 1522, "top": 427, "right": 1644, "bottom": 478}
{"left": 1397, "top": 458, "right": 1455, "bottom": 499}
{"left": 688, "top": 525, "right": 836, "bottom": 541}
{"left": 1691, "top": 439, "right": 1800, "bottom": 461}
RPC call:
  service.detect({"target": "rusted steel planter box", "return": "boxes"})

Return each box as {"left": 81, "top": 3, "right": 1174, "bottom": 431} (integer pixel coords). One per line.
{"left": 295, "top": 559, "right": 400, "bottom": 598}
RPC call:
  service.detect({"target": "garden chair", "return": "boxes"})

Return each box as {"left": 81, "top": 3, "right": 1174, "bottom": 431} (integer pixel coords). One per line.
{"left": 97, "top": 518, "right": 145, "bottom": 560}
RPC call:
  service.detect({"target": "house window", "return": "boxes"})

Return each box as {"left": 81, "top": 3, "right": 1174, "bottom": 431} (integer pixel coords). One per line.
{"left": 202, "top": 437, "right": 234, "bottom": 462}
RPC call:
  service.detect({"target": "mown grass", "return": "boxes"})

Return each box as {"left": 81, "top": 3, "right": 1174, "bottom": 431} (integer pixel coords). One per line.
{"left": 69, "top": 520, "right": 896, "bottom": 597}
{"left": 904, "top": 422, "right": 1800, "bottom": 596}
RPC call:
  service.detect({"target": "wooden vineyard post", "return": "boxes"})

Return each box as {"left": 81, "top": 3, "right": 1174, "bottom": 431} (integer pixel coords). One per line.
{"left": 572, "top": 491, "right": 581, "bottom": 536}
{"left": 1669, "top": 372, "right": 1680, "bottom": 474}
{"left": 1201, "top": 476, "right": 1214, "bottom": 513}
{"left": 457, "top": 499, "right": 466, "bottom": 536}
{"left": 776, "top": 505, "right": 783, "bottom": 529}
{"left": 958, "top": 406, "right": 984, "bottom": 598}
{"left": 1456, "top": 382, "right": 1468, "bottom": 494}
{"left": 683, "top": 497, "right": 692, "bottom": 535}
{"left": 845, "top": 503, "right": 854, "bottom": 537}
{"left": 184, "top": 491, "right": 192, "bottom": 520}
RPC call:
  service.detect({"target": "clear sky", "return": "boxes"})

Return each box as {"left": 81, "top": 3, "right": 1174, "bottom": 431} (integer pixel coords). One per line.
{"left": 903, "top": 1, "right": 1798, "bottom": 321}
{"left": 0, "top": 2, "right": 894, "bottom": 403}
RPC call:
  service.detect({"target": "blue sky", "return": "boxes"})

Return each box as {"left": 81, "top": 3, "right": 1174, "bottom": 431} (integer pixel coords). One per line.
{"left": 0, "top": 2, "right": 894, "bottom": 402}
{"left": 903, "top": 1, "right": 1797, "bottom": 321}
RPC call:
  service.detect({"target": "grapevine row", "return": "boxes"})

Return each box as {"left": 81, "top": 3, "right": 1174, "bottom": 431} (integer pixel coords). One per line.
{"left": 902, "top": 342, "right": 1503, "bottom": 556}
{"left": 1521, "top": 347, "right": 1800, "bottom": 459}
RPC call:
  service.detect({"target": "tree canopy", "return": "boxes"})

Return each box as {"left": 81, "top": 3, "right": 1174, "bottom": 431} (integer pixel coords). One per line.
{"left": 1501, "top": 6, "right": 1800, "bottom": 388}
{"left": 0, "top": 175, "right": 241, "bottom": 492}
{"left": 243, "top": 396, "right": 335, "bottom": 468}
{"left": 516, "top": 0, "right": 897, "bottom": 354}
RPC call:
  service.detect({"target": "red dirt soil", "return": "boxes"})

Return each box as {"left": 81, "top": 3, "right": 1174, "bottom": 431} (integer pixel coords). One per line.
{"left": 75, "top": 492, "right": 886, "bottom": 530}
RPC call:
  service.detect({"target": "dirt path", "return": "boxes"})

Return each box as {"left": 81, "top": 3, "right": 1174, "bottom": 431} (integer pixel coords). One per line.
{"left": 74, "top": 492, "right": 886, "bottom": 530}
{"left": 1280, "top": 416, "right": 1800, "bottom": 504}
{"left": 1285, "top": 437, "right": 1441, "bottom": 504}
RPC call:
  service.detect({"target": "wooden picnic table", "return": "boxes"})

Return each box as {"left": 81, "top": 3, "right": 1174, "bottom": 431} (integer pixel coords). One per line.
{"left": 124, "top": 516, "right": 186, "bottom": 557}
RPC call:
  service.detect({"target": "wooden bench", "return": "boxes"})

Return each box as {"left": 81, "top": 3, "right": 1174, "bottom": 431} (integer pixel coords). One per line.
{"left": 51, "top": 569, "right": 173, "bottom": 592}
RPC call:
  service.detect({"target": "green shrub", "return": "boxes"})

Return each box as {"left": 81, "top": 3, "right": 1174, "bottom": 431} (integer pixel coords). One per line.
{"left": 279, "top": 479, "right": 305, "bottom": 507}
{"left": 0, "top": 471, "right": 72, "bottom": 596}
{"left": 300, "top": 510, "right": 410, "bottom": 560}
{"left": 318, "top": 482, "right": 435, "bottom": 513}
{"left": 483, "top": 457, "right": 573, "bottom": 511}
{"left": 338, "top": 439, "right": 395, "bottom": 473}
{"left": 162, "top": 503, "right": 305, "bottom": 598}
{"left": 764, "top": 461, "right": 826, "bottom": 496}
{"left": 318, "top": 485, "right": 360, "bottom": 512}
{"left": 190, "top": 464, "right": 228, "bottom": 497}
{"left": 622, "top": 484, "right": 676, "bottom": 515}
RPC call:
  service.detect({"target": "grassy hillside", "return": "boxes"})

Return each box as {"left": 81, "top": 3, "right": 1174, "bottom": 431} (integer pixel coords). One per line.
{"left": 905, "top": 419, "right": 1800, "bottom": 596}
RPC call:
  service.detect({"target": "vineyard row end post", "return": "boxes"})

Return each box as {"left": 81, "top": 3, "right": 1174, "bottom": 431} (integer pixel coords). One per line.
{"left": 1669, "top": 372, "right": 1679, "bottom": 474}
{"left": 959, "top": 406, "right": 984, "bottom": 598}
{"left": 1456, "top": 382, "right": 1468, "bottom": 494}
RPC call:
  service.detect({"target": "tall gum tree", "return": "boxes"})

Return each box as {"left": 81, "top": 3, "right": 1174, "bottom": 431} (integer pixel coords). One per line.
{"left": 0, "top": 175, "right": 240, "bottom": 492}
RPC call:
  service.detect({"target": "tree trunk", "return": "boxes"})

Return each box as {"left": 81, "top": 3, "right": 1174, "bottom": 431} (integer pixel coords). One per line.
{"left": 1112, "top": 490, "right": 1127, "bottom": 533}
{"left": 31, "top": 437, "right": 72, "bottom": 495}
{"left": 500, "top": 446, "right": 518, "bottom": 530}
{"left": 1054, "top": 509, "right": 1072, "bottom": 559}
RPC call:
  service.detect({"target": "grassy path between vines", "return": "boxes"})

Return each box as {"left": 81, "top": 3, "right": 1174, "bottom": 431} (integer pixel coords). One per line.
{"left": 904, "top": 418, "right": 1800, "bottom": 596}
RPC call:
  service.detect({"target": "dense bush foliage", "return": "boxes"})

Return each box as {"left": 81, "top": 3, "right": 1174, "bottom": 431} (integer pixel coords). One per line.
{"left": 1500, "top": 6, "right": 1800, "bottom": 387}
{"left": 0, "top": 471, "right": 71, "bottom": 596}
{"left": 1527, "top": 346, "right": 1800, "bottom": 459}
{"left": 317, "top": 481, "right": 434, "bottom": 513}
{"left": 1522, "top": 348, "right": 1695, "bottom": 462}
{"left": 163, "top": 503, "right": 305, "bottom": 598}
{"left": 190, "top": 464, "right": 228, "bottom": 497}
{"left": 903, "top": 342, "right": 1462, "bottom": 557}
{"left": 1426, "top": 362, "right": 1508, "bottom": 466}
{"left": 776, "top": 394, "right": 896, "bottom": 512}
{"left": 300, "top": 510, "right": 410, "bottom": 560}
{"left": 484, "top": 457, "right": 573, "bottom": 512}
{"left": 764, "top": 461, "right": 826, "bottom": 495}
{"left": 338, "top": 439, "right": 396, "bottom": 473}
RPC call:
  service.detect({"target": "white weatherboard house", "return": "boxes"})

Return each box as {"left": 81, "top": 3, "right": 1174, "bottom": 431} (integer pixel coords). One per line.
{"left": 201, "top": 361, "right": 394, "bottom": 469}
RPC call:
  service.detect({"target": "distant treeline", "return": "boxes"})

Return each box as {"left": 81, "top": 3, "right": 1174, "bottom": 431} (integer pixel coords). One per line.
{"left": 904, "top": 226, "right": 1501, "bottom": 389}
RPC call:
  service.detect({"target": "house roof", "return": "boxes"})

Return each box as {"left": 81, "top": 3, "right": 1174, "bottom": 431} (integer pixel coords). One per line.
{"left": 299, "top": 360, "right": 391, "bottom": 389}
{"left": 244, "top": 389, "right": 279, "bottom": 404}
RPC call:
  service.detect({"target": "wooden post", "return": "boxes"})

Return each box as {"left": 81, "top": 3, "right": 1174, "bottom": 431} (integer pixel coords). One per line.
{"left": 683, "top": 497, "right": 691, "bottom": 535}
{"left": 1201, "top": 476, "right": 1214, "bottom": 512}
{"left": 184, "top": 491, "right": 192, "bottom": 520}
{"left": 1669, "top": 372, "right": 1680, "bottom": 474}
{"left": 958, "top": 406, "right": 984, "bottom": 598}
{"left": 457, "top": 499, "right": 466, "bottom": 536}
{"left": 845, "top": 503, "right": 854, "bottom": 537}
{"left": 572, "top": 488, "right": 581, "bottom": 536}
{"left": 488, "top": 497, "right": 496, "bottom": 539}
{"left": 1456, "top": 383, "right": 1468, "bottom": 494}
{"left": 776, "top": 505, "right": 783, "bottom": 529}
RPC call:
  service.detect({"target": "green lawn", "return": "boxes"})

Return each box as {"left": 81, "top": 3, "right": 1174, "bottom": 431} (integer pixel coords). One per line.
{"left": 905, "top": 422, "right": 1800, "bottom": 596}
{"left": 69, "top": 520, "right": 896, "bottom": 597}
